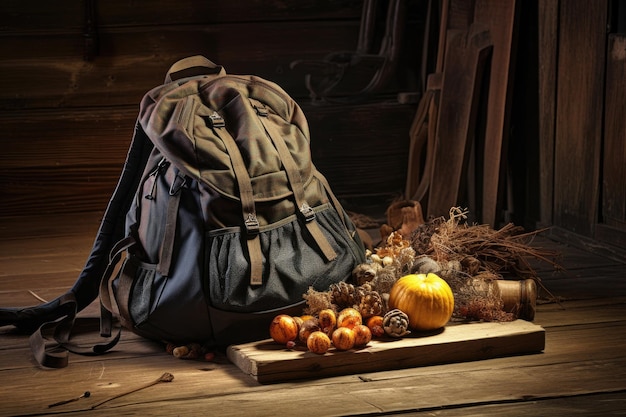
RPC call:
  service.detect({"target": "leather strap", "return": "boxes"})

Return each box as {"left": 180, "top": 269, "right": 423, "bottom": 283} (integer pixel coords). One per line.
{"left": 313, "top": 170, "right": 352, "bottom": 235}
{"left": 29, "top": 235, "right": 134, "bottom": 368}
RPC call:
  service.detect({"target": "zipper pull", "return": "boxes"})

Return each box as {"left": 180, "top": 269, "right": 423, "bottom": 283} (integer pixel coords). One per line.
{"left": 144, "top": 158, "right": 170, "bottom": 200}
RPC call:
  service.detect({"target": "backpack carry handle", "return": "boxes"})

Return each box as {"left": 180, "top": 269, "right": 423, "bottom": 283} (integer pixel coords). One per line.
{"left": 164, "top": 55, "right": 226, "bottom": 83}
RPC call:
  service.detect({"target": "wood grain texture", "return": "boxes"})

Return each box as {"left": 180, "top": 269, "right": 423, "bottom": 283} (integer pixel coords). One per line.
{"left": 0, "top": 1, "right": 425, "bottom": 110}
{"left": 602, "top": 34, "right": 626, "bottom": 228}
{"left": 0, "top": 212, "right": 625, "bottom": 415}
{"left": 426, "top": 26, "right": 492, "bottom": 219}
{"left": 553, "top": 1, "right": 608, "bottom": 236}
{"left": 227, "top": 320, "right": 545, "bottom": 383}
{"left": 0, "top": 0, "right": 364, "bottom": 32}
{"left": 537, "top": 0, "right": 559, "bottom": 228}
{"left": 0, "top": 22, "right": 362, "bottom": 109}
{"left": 0, "top": 0, "right": 426, "bottom": 218}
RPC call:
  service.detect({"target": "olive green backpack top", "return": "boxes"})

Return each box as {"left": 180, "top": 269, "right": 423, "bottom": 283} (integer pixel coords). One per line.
{"left": 0, "top": 56, "right": 365, "bottom": 367}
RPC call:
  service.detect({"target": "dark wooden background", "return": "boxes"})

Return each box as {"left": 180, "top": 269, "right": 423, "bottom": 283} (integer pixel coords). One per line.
{"left": 536, "top": 0, "right": 626, "bottom": 256}
{"left": 0, "top": 0, "right": 425, "bottom": 219}
{"left": 1, "top": 0, "right": 625, "bottom": 255}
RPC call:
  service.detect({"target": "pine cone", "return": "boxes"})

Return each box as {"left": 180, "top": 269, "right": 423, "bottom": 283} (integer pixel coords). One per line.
{"left": 356, "top": 284, "right": 383, "bottom": 318}
{"left": 330, "top": 282, "right": 359, "bottom": 309}
{"left": 359, "top": 294, "right": 383, "bottom": 319}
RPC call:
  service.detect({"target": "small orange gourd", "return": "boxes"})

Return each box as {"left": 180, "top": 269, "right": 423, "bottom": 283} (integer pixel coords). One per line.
{"left": 388, "top": 273, "right": 454, "bottom": 331}
{"left": 269, "top": 314, "right": 300, "bottom": 344}
{"left": 307, "top": 331, "right": 331, "bottom": 354}
{"left": 366, "top": 315, "right": 385, "bottom": 337}
{"left": 352, "top": 324, "right": 372, "bottom": 347}
{"left": 318, "top": 309, "right": 337, "bottom": 335}
{"left": 331, "top": 327, "right": 356, "bottom": 351}
{"left": 336, "top": 308, "right": 362, "bottom": 329}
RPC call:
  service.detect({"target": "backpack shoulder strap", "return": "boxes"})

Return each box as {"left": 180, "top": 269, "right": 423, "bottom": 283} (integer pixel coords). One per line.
{"left": 28, "top": 292, "right": 122, "bottom": 369}
{"left": 0, "top": 120, "right": 153, "bottom": 368}
{"left": 207, "top": 113, "right": 264, "bottom": 285}
{"left": 28, "top": 234, "right": 138, "bottom": 368}
{"left": 251, "top": 99, "right": 338, "bottom": 263}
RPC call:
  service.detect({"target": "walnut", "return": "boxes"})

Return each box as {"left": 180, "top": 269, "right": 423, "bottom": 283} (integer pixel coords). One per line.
{"left": 383, "top": 309, "right": 411, "bottom": 337}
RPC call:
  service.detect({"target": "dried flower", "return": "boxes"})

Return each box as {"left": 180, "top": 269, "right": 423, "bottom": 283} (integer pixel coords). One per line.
{"left": 303, "top": 286, "right": 334, "bottom": 316}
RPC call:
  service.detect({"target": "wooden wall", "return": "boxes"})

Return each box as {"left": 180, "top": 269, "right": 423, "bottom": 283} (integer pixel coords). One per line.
{"left": 0, "top": 0, "right": 425, "bottom": 218}
{"left": 553, "top": 1, "right": 607, "bottom": 237}
{"left": 537, "top": 0, "right": 626, "bottom": 255}
{"left": 600, "top": 32, "right": 626, "bottom": 250}
{"left": 2, "top": 0, "right": 624, "bottom": 255}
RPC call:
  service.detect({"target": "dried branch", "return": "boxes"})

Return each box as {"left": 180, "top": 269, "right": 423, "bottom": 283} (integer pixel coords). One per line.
{"left": 90, "top": 372, "right": 174, "bottom": 410}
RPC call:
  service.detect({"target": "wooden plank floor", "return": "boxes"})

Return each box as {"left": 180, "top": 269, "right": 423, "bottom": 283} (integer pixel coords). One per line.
{"left": 1, "top": 212, "right": 626, "bottom": 416}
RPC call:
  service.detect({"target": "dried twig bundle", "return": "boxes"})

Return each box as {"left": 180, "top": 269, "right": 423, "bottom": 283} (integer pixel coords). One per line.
{"left": 404, "top": 207, "right": 562, "bottom": 322}
{"left": 410, "top": 207, "right": 561, "bottom": 280}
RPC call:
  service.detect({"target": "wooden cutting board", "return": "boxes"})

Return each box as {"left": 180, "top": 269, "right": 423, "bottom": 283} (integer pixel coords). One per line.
{"left": 227, "top": 320, "right": 545, "bottom": 384}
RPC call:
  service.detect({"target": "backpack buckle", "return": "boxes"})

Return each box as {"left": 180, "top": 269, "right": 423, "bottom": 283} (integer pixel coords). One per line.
{"left": 208, "top": 111, "right": 225, "bottom": 128}
{"left": 244, "top": 213, "right": 260, "bottom": 235}
{"left": 169, "top": 172, "right": 187, "bottom": 195}
{"left": 254, "top": 105, "right": 268, "bottom": 117}
{"left": 299, "top": 203, "right": 316, "bottom": 222}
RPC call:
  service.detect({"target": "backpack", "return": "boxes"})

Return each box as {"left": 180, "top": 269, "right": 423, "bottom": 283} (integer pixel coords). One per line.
{"left": 0, "top": 56, "right": 366, "bottom": 367}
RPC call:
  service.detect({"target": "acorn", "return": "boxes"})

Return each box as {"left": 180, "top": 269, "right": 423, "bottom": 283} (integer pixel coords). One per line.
{"left": 299, "top": 317, "right": 320, "bottom": 343}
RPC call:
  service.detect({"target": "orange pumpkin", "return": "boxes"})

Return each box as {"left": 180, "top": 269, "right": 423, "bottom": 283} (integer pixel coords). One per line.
{"left": 388, "top": 273, "right": 454, "bottom": 331}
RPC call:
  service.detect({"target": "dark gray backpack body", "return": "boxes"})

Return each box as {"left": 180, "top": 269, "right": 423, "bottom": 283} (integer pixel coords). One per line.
{"left": 101, "top": 56, "right": 366, "bottom": 346}
{"left": 0, "top": 56, "right": 365, "bottom": 367}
